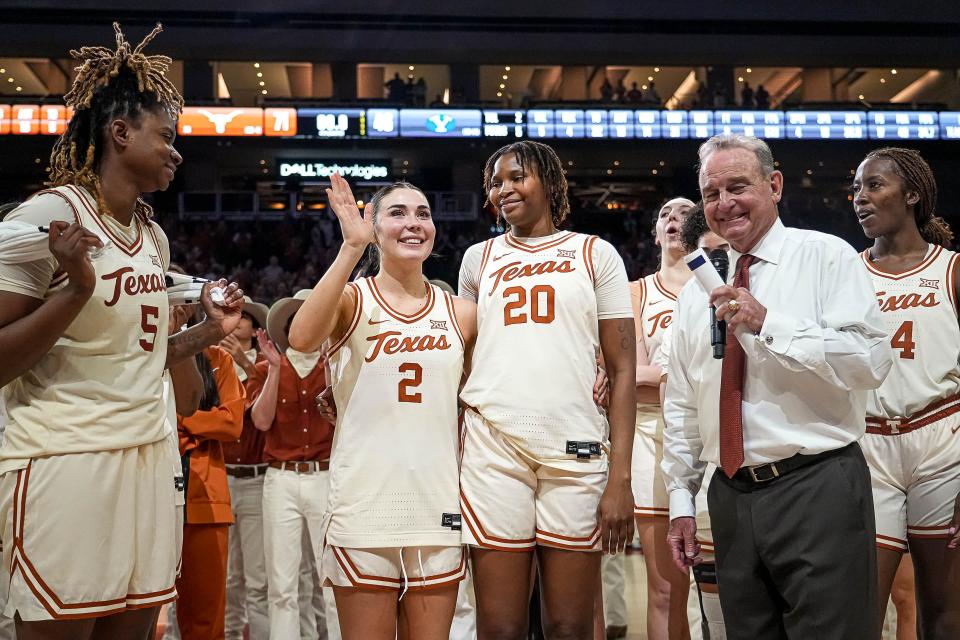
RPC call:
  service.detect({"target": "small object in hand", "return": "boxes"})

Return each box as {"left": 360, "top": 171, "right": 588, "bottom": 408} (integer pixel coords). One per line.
{"left": 210, "top": 286, "right": 226, "bottom": 305}
{"left": 727, "top": 300, "right": 740, "bottom": 313}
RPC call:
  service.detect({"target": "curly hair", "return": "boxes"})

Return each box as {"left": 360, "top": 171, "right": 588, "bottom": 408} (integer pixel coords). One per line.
{"left": 864, "top": 147, "right": 952, "bottom": 247}
{"left": 47, "top": 22, "right": 183, "bottom": 220}
{"left": 679, "top": 202, "right": 709, "bottom": 253}
{"left": 482, "top": 140, "right": 570, "bottom": 228}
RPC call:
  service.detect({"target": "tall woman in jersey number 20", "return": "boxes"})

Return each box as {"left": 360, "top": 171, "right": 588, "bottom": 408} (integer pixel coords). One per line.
{"left": 457, "top": 140, "right": 636, "bottom": 639}
{"left": 289, "top": 173, "right": 477, "bottom": 640}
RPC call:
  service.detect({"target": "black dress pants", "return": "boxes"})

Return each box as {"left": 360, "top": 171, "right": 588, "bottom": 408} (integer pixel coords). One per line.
{"left": 708, "top": 443, "right": 878, "bottom": 640}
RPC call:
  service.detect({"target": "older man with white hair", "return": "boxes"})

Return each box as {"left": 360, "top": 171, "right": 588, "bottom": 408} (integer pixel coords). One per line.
{"left": 661, "top": 134, "right": 893, "bottom": 639}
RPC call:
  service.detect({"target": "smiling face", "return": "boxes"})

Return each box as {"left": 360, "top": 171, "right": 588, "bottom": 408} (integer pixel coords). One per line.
{"left": 373, "top": 187, "right": 436, "bottom": 263}
{"left": 114, "top": 107, "right": 182, "bottom": 193}
{"left": 488, "top": 153, "right": 552, "bottom": 231}
{"left": 699, "top": 147, "right": 782, "bottom": 253}
{"left": 852, "top": 156, "right": 919, "bottom": 240}
{"left": 655, "top": 198, "right": 695, "bottom": 254}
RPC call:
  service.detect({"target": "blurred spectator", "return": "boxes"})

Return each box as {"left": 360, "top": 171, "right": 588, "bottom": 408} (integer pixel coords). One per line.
{"left": 430, "top": 93, "right": 445, "bottom": 107}
{"left": 600, "top": 78, "right": 614, "bottom": 102}
{"left": 713, "top": 86, "right": 727, "bottom": 108}
{"left": 626, "top": 82, "right": 642, "bottom": 103}
{"left": 755, "top": 84, "right": 770, "bottom": 109}
{"left": 384, "top": 73, "right": 405, "bottom": 102}
{"left": 415, "top": 77, "right": 427, "bottom": 107}
{"left": 405, "top": 76, "right": 417, "bottom": 106}
{"left": 645, "top": 82, "right": 661, "bottom": 105}
{"left": 614, "top": 79, "right": 627, "bottom": 102}
{"left": 741, "top": 81, "right": 755, "bottom": 108}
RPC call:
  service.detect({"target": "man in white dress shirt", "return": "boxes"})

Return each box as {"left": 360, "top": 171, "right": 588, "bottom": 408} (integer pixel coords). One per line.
{"left": 662, "top": 134, "right": 893, "bottom": 639}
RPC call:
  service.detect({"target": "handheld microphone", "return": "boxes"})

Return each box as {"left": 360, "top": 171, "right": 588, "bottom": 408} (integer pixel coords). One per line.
{"left": 708, "top": 249, "right": 729, "bottom": 359}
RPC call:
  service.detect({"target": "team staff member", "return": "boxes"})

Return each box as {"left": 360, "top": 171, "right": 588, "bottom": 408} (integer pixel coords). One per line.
{"left": 220, "top": 298, "right": 271, "bottom": 640}
{"left": 176, "top": 345, "right": 245, "bottom": 639}
{"left": 252, "top": 299, "right": 338, "bottom": 640}
{"left": 458, "top": 140, "right": 636, "bottom": 639}
{"left": 289, "top": 176, "right": 476, "bottom": 639}
{"left": 853, "top": 147, "right": 960, "bottom": 637}
{"left": 662, "top": 134, "right": 892, "bottom": 639}
{"left": 0, "top": 23, "right": 243, "bottom": 639}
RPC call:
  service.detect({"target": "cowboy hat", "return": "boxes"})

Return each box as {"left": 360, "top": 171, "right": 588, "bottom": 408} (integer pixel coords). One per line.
{"left": 266, "top": 289, "right": 312, "bottom": 351}
{"left": 241, "top": 296, "right": 269, "bottom": 331}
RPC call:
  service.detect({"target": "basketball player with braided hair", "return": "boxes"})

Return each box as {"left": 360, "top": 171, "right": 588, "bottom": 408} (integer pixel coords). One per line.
{"left": 458, "top": 141, "right": 636, "bottom": 639}
{"left": 0, "top": 23, "right": 243, "bottom": 639}
{"left": 853, "top": 146, "right": 960, "bottom": 637}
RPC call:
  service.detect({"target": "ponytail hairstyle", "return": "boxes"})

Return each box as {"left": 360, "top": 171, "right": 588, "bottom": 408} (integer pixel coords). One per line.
{"left": 482, "top": 140, "right": 570, "bottom": 228}
{"left": 47, "top": 22, "right": 183, "bottom": 220}
{"left": 355, "top": 181, "right": 428, "bottom": 277}
{"left": 194, "top": 351, "right": 221, "bottom": 412}
{"left": 865, "top": 147, "right": 953, "bottom": 247}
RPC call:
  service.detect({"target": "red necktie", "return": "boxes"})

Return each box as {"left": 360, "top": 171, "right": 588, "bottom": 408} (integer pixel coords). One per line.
{"left": 719, "top": 254, "right": 755, "bottom": 478}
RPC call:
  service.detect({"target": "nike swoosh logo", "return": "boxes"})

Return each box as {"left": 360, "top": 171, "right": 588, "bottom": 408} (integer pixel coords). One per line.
{"left": 368, "top": 316, "right": 390, "bottom": 325}
{"left": 953, "top": 423, "right": 960, "bottom": 434}
{"left": 492, "top": 253, "right": 513, "bottom": 261}
{"left": 648, "top": 300, "right": 662, "bottom": 306}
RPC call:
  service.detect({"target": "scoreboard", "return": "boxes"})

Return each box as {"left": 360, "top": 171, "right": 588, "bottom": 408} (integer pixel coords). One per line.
{"left": 4, "top": 104, "right": 960, "bottom": 141}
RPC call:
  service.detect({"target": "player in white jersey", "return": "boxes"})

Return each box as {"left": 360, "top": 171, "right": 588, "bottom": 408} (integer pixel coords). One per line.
{"left": 853, "top": 147, "right": 960, "bottom": 635}
{"left": 458, "top": 141, "right": 636, "bottom": 639}
{"left": 0, "top": 24, "right": 243, "bottom": 639}
{"left": 289, "top": 175, "right": 476, "bottom": 640}
{"left": 625, "top": 196, "right": 696, "bottom": 640}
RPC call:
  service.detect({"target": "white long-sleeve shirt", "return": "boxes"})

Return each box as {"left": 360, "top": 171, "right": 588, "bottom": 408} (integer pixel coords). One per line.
{"left": 661, "top": 218, "right": 893, "bottom": 519}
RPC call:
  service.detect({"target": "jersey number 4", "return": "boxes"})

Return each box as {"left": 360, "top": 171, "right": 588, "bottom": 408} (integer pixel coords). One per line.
{"left": 891, "top": 320, "right": 916, "bottom": 359}
{"left": 503, "top": 285, "right": 555, "bottom": 326}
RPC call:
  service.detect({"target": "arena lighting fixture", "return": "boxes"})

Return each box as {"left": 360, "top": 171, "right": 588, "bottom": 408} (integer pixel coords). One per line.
{"left": 261, "top": 89, "right": 267, "bottom": 95}
{"left": 254, "top": 62, "right": 260, "bottom": 68}
{"left": 652, "top": 169, "right": 658, "bottom": 175}
{"left": 6, "top": 78, "right": 12, "bottom": 83}
{"left": 496, "top": 92, "right": 502, "bottom": 97}
{"left": 642, "top": 84, "right": 647, "bottom": 90}
{"left": 880, "top": 78, "right": 886, "bottom": 84}
{"left": 259, "top": 81, "right": 265, "bottom": 86}
{"left": 806, "top": 169, "right": 813, "bottom": 175}
{"left": 746, "top": 68, "right": 752, "bottom": 73}
{"left": 659, "top": 160, "right": 666, "bottom": 166}
{"left": 0, "top": 68, "right": 4, "bottom": 73}
{"left": 648, "top": 76, "right": 654, "bottom": 81}
{"left": 257, "top": 72, "right": 262, "bottom": 78}
{"left": 738, "top": 76, "right": 744, "bottom": 82}
{"left": 15, "top": 87, "right": 20, "bottom": 92}
{"left": 606, "top": 169, "right": 612, "bottom": 175}
{"left": 891, "top": 69, "right": 898, "bottom": 74}
{"left": 499, "top": 83, "right": 505, "bottom": 89}
{"left": 654, "top": 67, "right": 660, "bottom": 72}
{"left": 505, "top": 66, "right": 510, "bottom": 71}
{"left": 408, "top": 65, "right": 415, "bottom": 71}
{"left": 356, "top": 200, "right": 364, "bottom": 207}
{"left": 858, "top": 94, "right": 865, "bottom": 100}
{"left": 613, "top": 160, "right": 620, "bottom": 166}
{"left": 502, "top": 75, "right": 508, "bottom": 80}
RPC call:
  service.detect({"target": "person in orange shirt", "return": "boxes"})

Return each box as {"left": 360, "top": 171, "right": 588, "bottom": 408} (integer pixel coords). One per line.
{"left": 176, "top": 345, "right": 246, "bottom": 640}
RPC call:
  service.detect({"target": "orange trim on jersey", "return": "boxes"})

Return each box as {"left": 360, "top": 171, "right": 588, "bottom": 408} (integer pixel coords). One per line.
{"left": 947, "top": 252, "right": 960, "bottom": 317}
{"left": 581, "top": 235, "right": 598, "bottom": 284}
{"left": 535, "top": 526, "right": 601, "bottom": 550}
{"left": 633, "top": 506, "right": 669, "bottom": 518}
{"left": 876, "top": 533, "right": 908, "bottom": 550}
{"left": 325, "top": 281, "right": 363, "bottom": 358}
{"left": 49, "top": 272, "right": 69, "bottom": 289}
{"left": 503, "top": 231, "right": 575, "bottom": 253}
{"left": 476, "top": 239, "right": 495, "bottom": 282}
{"left": 860, "top": 244, "right": 943, "bottom": 280}
{"left": 630, "top": 278, "right": 646, "bottom": 324}
{"left": 367, "top": 276, "right": 436, "bottom": 324}
{"left": 31, "top": 188, "right": 81, "bottom": 225}
{"left": 10, "top": 464, "right": 175, "bottom": 620}
{"left": 460, "top": 488, "right": 536, "bottom": 552}
{"left": 652, "top": 273, "right": 678, "bottom": 301}
{"left": 66, "top": 184, "right": 145, "bottom": 257}
{"left": 865, "top": 393, "right": 960, "bottom": 435}
{"left": 443, "top": 291, "right": 465, "bottom": 350}
{"left": 535, "top": 526, "right": 600, "bottom": 543}
{"left": 143, "top": 219, "right": 165, "bottom": 266}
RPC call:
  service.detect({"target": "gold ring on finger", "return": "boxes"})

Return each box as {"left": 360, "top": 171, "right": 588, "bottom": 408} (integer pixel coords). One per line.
{"left": 727, "top": 300, "right": 740, "bottom": 313}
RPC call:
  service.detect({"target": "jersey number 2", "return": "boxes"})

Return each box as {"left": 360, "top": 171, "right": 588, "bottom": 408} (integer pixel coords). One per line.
{"left": 398, "top": 363, "right": 423, "bottom": 403}
{"left": 503, "top": 285, "right": 555, "bottom": 325}
{"left": 140, "top": 305, "right": 160, "bottom": 352}
{"left": 891, "top": 320, "right": 916, "bottom": 359}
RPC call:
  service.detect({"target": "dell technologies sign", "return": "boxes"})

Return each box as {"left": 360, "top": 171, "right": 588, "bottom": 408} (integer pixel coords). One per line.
{"left": 278, "top": 159, "right": 390, "bottom": 181}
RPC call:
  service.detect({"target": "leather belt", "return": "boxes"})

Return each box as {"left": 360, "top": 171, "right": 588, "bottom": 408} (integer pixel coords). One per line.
{"left": 865, "top": 393, "right": 960, "bottom": 436}
{"left": 268, "top": 460, "right": 330, "bottom": 473}
{"left": 225, "top": 464, "right": 268, "bottom": 479}
{"left": 730, "top": 444, "right": 851, "bottom": 484}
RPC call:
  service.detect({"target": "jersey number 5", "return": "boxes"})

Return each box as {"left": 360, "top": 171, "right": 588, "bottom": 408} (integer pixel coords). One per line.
{"left": 140, "top": 305, "right": 160, "bottom": 352}
{"left": 399, "top": 363, "right": 423, "bottom": 403}
{"left": 503, "top": 285, "right": 555, "bottom": 326}
{"left": 891, "top": 320, "right": 916, "bottom": 359}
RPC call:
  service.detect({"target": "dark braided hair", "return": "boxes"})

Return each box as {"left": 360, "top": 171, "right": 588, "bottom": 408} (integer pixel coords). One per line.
{"left": 865, "top": 147, "right": 953, "bottom": 247}
{"left": 47, "top": 22, "right": 183, "bottom": 220}
{"left": 680, "top": 202, "right": 709, "bottom": 253}
{"left": 482, "top": 141, "right": 570, "bottom": 228}
{"left": 194, "top": 351, "right": 221, "bottom": 412}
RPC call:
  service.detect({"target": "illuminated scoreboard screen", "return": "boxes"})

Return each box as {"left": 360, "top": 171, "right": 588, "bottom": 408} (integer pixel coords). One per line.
{"left": 296, "top": 108, "right": 365, "bottom": 138}
{"left": 1, "top": 104, "right": 957, "bottom": 142}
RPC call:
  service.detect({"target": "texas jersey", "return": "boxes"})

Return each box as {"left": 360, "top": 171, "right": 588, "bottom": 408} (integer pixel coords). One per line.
{"left": 631, "top": 273, "right": 678, "bottom": 438}
{"left": 1, "top": 185, "right": 170, "bottom": 468}
{"left": 459, "top": 231, "right": 631, "bottom": 470}
{"left": 861, "top": 244, "right": 960, "bottom": 418}
{"left": 324, "top": 277, "right": 464, "bottom": 548}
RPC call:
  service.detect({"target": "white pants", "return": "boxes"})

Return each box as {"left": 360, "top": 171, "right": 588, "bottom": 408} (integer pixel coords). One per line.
{"left": 600, "top": 553, "right": 628, "bottom": 627}
{"left": 225, "top": 473, "right": 269, "bottom": 640}
{"left": 262, "top": 466, "right": 339, "bottom": 640}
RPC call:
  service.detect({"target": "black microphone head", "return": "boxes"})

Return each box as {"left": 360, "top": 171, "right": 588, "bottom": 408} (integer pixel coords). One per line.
{"left": 708, "top": 248, "right": 729, "bottom": 281}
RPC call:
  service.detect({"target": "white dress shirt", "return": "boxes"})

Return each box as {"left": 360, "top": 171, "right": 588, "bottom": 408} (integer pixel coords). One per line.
{"left": 661, "top": 218, "right": 893, "bottom": 519}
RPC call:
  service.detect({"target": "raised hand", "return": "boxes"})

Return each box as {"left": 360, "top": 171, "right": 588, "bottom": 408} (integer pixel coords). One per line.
{"left": 48, "top": 221, "right": 102, "bottom": 296}
{"left": 256, "top": 328, "right": 282, "bottom": 368}
{"left": 201, "top": 279, "right": 244, "bottom": 338}
{"left": 326, "top": 172, "right": 375, "bottom": 251}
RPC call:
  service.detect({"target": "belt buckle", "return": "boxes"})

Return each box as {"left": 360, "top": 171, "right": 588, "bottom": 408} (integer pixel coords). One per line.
{"left": 748, "top": 462, "right": 780, "bottom": 483}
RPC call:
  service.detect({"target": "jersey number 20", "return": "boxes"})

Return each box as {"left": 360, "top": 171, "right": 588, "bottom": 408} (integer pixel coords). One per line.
{"left": 503, "top": 285, "right": 555, "bottom": 325}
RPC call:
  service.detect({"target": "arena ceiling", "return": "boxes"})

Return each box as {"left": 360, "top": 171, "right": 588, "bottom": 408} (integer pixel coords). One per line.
{"left": 0, "top": 1, "right": 956, "bottom": 67}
